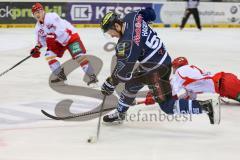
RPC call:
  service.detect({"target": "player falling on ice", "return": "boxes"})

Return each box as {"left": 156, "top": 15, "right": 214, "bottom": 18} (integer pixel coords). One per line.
{"left": 30, "top": 3, "right": 98, "bottom": 85}
{"left": 171, "top": 57, "right": 240, "bottom": 102}
{"left": 100, "top": 8, "right": 219, "bottom": 125}
{"left": 143, "top": 57, "right": 240, "bottom": 105}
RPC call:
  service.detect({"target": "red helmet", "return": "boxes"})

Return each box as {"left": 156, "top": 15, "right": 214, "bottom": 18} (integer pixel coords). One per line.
{"left": 32, "top": 3, "right": 44, "bottom": 14}
{"left": 172, "top": 57, "right": 188, "bottom": 69}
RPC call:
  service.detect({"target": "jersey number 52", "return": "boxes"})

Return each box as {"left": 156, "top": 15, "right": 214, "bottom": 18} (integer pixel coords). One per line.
{"left": 145, "top": 30, "right": 160, "bottom": 50}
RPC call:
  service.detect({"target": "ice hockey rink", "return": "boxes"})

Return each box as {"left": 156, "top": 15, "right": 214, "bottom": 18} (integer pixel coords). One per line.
{"left": 0, "top": 28, "right": 240, "bottom": 160}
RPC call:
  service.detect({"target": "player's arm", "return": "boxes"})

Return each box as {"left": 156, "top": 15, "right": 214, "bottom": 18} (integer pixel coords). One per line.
{"left": 172, "top": 69, "right": 198, "bottom": 100}
{"left": 111, "top": 40, "right": 140, "bottom": 83}
{"left": 172, "top": 86, "right": 196, "bottom": 100}
{"left": 30, "top": 28, "right": 45, "bottom": 58}
{"left": 171, "top": 71, "right": 188, "bottom": 99}
{"left": 138, "top": 7, "right": 156, "bottom": 23}
{"left": 101, "top": 40, "right": 140, "bottom": 95}
{"left": 51, "top": 13, "right": 71, "bottom": 46}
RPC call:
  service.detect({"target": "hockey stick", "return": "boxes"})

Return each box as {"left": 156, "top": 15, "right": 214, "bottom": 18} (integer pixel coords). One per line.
{"left": 41, "top": 99, "right": 150, "bottom": 120}
{"left": 96, "top": 95, "right": 107, "bottom": 141}
{"left": 41, "top": 99, "right": 152, "bottom": 120}
{"left": 41, "top": 105, "right": 115, "bottom": 120}
{"left": 0, "top": 55, "right": 31, "bottom": 77}
{"left": 87, "top": 95, "right": 107, "bottom": 143}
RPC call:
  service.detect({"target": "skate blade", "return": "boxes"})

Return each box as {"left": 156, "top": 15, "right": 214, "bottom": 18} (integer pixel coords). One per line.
{"left": 220, "top": 97, "right": 231, "bottom": 104}
{"left": 213, "top": 97, "right": 221, "bottom": 125}
{"left": 50, "top": 81, "right": 67, "bottom": 86}
{"left": 102, "top": 120, "right": 124, "bottom": 126}
{"left": 220, "top": 97, "right": 240, "bottom": 106}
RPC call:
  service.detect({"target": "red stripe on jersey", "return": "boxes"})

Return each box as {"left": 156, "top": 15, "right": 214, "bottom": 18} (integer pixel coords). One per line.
{"left": 177, "top": 71, "right": 223, "bottom": 93}
{"left": 177, "top": 72, "right": 198, "bottom": 86}
{"left": 190, "top": 65, "right": 203, "bottom": 74}
{"left": 177, "top": 71, "right": 211, "bottom": 86}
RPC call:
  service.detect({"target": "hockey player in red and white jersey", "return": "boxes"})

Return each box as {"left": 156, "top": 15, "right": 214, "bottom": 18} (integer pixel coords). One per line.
{"left": 171, "top": 57, "right": 240, "bottom": 102}
{"left": 30, "top": 3, "right": 98, "bottom": 84}
{"left": 142, "top": 57, "right": 240, "bottom": 105}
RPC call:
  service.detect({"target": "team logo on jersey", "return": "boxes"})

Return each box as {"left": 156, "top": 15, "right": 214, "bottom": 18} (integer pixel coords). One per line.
{"left": 38, "top": 29, "right": 44, "bottom": 36}
{"left": 133, "top": 15, "right": 142, "bottom": 46}
{"left": 116, "top": 41, "right": 131, "bottom": 58}
{"left": 47, "top": 24, "right": 56, "bottom": 30}
{"left": 117, "top": 51, "right": 125, "bottom": 57}
{"left": 116, "top": 42, "right": 126, "bottom": 57}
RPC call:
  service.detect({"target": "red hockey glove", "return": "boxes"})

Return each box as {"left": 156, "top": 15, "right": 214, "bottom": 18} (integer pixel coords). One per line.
{"left": 30, "top": 45, "right": 41, "bottom": 58}
{"left": 144, "top": 92, "right": 155, "bottom": 105}
{"left": 136, "top": 92, "right": 156, "bottom": 105}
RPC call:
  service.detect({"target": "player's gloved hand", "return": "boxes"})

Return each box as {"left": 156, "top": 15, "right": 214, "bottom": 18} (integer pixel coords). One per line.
{"left": 101, "top": 77, "right": 116, "bottom": 96}
{"left": 30, "top": 45, "right": 41, "bottom": 58}
{"left": 46, "top": 33, "right": 57, "bottom": 47}
{"left": 139, "top": 7, "right": 156, "bottom": 23}
{"left": 144, "top": 92, "right": 155, "bottom": 105}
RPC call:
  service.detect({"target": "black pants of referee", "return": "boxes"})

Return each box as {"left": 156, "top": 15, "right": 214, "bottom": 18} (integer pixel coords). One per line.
{"left": 180, "top": 8, "right": 202, "bottom": 30}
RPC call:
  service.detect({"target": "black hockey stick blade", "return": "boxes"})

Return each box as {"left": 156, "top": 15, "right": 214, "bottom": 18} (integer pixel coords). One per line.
{"left": 41, "top": 110, "right": 64, "bottom": 120}
{"left": 41, "top": 107, "right": 116, "bottom": 120}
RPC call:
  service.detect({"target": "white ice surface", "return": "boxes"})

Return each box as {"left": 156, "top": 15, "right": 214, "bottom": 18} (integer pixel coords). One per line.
{"left": 0, "top": 28, "right": 240, "bottom": 160}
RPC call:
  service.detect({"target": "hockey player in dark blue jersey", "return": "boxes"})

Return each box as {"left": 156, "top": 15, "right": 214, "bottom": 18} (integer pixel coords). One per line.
{"left": 100, "top": 8, "right": 219, "bottom": 124}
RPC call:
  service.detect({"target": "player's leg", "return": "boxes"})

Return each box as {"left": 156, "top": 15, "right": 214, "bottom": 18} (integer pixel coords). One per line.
{"left": 45, "top": 36, "right": 68, "bottom": 83}
{"left": 147, "top": 64, "right": 217, "bottom": 124}
{"left": 45, "top": 50, "right": 67, "bottom": 83}
{"left": 160, "top": 98, "right": 217, "bottom": 124}
{"left": 219, "top": 72, "right": 240, "bottom": 102}
{"left": 192, "top": 8, "right": 202, "bottom": 30}
{"left": 180, "top": 9, "right": 191, "bottom": 29}
{"left": 103, "top": 62, "right": 171, "bottom": 123}
{"left": 148, "top": 63, "right": 172, "bottom": 104}
{"left": 67, "top": 34, "right": 98, "bottom": 85}
{"left": 153, "top": 90, "right": 217, "bottom": 124}
{"left": 103, "top": 72, "right": 145, "bottom": 123}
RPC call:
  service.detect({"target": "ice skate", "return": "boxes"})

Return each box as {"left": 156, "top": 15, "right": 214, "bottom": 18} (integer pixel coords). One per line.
{"left": 200, "top": 99, "right": 220, "bottom": 125}
{"left": 103, "top": 109, "right": 126, "bottom": 125}
{"left": 51, "top": 68, "right": 67, "bottom": 84}
{"left": 87, "top": 74, "right": 99, "bottom": 87}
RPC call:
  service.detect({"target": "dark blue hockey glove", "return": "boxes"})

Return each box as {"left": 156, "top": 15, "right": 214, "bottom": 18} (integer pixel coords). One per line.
{"left": 101, "top": 77, "right": 116, "bottom": 96}
{"left": 139, "top": 7, "right": 156, "bottom": 23}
